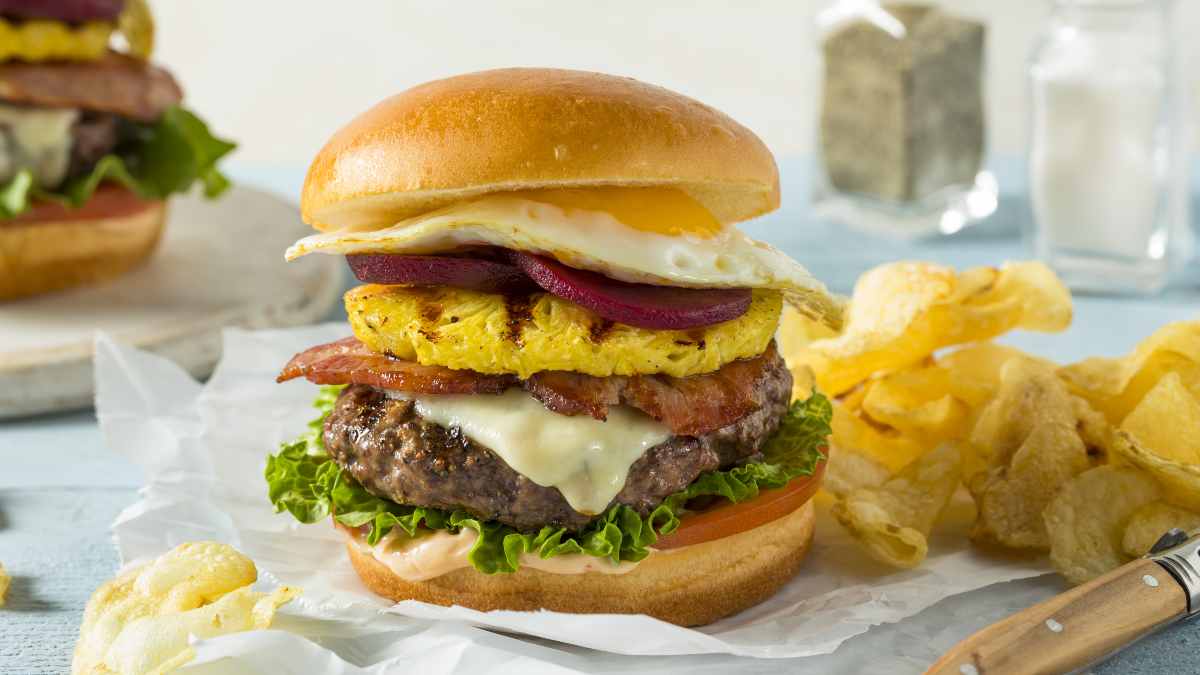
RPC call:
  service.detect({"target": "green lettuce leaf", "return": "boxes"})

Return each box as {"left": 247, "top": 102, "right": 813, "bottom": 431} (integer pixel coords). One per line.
{"left": 0, "top": 105, "right": 235, "bottom": 219}
{"left": 265, "top": 385, "right": 831, "bottom": 575}
{"left": 0, "top": 170, "right": 33, "bottom": 218}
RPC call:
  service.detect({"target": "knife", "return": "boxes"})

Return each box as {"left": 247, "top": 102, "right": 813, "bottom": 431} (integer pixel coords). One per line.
{"left": 926, "top": 528, "right": 1200, "bottom": 675}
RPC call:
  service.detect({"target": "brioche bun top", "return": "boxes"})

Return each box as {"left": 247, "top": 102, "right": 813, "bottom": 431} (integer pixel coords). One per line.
{"left": 301, "top": 68, "right": 779, "bottom": 231}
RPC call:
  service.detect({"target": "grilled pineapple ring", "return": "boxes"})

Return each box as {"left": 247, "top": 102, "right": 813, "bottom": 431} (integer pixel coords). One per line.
{"left": 0, "top": 19, "right": 113, "bottom": 62}
{"left": 346, "top": 285, "right": 782, "bottom": 378}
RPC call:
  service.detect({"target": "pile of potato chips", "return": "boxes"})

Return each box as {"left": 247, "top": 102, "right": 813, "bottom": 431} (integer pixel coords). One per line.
{"left": 781, "top": 260, "right": 1200, "bottom": 584}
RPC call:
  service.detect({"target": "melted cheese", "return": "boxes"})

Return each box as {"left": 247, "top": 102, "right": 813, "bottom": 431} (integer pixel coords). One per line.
{"left": 348, "top": 526, "right": 642, "bottom": 581}
{"left": 0, "top": 103, "right": 78, "bottom": 188}
{"left": 391, "top": 389, "right": 670, "bottom": 515}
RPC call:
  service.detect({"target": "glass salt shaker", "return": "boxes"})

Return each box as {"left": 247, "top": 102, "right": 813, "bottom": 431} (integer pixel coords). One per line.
{"left": 1028, "top": 0, "right": 1192, "bottom": 295}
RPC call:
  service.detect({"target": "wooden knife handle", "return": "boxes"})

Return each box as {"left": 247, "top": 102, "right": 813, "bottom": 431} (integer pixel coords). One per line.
{"left": 925, "top": 559, "right": 1186, "bottom": 675}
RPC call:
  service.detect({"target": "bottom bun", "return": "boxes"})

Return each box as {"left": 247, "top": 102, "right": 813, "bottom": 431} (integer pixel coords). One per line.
{"left": 0, "top": 193, "right": 166, "bottom": 301}
{"left": 348, "top": 499, "right": 815, "bottom": 627}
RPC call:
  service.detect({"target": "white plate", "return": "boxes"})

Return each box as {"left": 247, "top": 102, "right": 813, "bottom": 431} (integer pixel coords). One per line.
{"left": 0, "top": 186, "right": 342, "bottom": 418}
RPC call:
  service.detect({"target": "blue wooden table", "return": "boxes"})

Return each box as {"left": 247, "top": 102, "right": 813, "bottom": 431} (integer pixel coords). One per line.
{"left": 2, "top": 159, "right": 1198, "bottom": 674}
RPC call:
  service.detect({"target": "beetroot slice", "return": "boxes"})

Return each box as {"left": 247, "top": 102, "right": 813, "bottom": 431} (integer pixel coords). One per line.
{"left": 511, "top": 252, "right": 752, "bottom": 330}
{"left": 0, "top": 0, "right": 124, "bottom": 22}
{"left": 346, "top": 254, "right": 535, "bottom": 294}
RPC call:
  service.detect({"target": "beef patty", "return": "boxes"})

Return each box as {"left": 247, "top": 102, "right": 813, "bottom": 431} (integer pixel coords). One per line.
{"left": 323, "top": 354, "right": 792, "bottom": 532}
{"left": 68, "top": 112, "right": 119, "bottom": 178}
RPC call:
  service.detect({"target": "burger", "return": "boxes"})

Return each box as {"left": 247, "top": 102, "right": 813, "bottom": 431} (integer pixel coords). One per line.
{"left": 266, "top": 68, "right": 842, "bottom": 626}
{"left": 0, "top": 0, "right": 234, "bottom": 300}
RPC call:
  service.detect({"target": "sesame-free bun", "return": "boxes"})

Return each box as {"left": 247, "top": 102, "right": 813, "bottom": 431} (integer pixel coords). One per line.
{"left": 347, "top": 500, "right": 814, "bottom": 627}
{"left": 302, "top": 68, "right": 780, "bottom": 232}
{"left": 0, "top": 188, "right": 165, "bottom": 301}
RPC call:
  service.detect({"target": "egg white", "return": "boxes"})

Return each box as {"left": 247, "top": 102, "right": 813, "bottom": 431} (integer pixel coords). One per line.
{"left": 287, "top": 194, "right": 828, "bottom": 298}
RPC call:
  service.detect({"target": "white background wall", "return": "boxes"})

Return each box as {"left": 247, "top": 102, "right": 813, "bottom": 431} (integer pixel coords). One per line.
{"left": 154, "top": 1, "right": 1200, "bottom": 166}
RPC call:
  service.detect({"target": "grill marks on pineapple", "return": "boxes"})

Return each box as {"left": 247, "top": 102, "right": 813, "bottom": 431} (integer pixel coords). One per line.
{"left": 503, "top": 294, "right": 534, "bottom": 347}
{"left": 370, "top": 287, "right": 626, "bottom": 351}
{"left": 673, "top": 330, "right": 708, "bottom": 350}
{"left": 416, "top": 301, "right": 443, "bottom": 343}
{"left": 403, "top": 291, "right": 699, "bottom": 351}
{"left": 588, "top": 319, "right": 616, "bottom": 344}
{"left": 343, "top": 284, "right": 781, "bottom": 378}
{"left": 419, "top": 303, "right": 442, "bottom": 322}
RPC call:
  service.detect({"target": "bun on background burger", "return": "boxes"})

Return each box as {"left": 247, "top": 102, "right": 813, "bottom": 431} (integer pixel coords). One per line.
{"left": 0, "top": 0, "right": 234, "bottom": 301}
{"left": 266, "top": 68, "right": 841, "bottom": 626}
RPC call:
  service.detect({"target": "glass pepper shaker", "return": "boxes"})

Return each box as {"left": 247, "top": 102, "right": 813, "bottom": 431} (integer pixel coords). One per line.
{"left": 814, "top": 2, "right": 996, "bottom": 238}
{"left": 1028, "top": 0, "right": 1192, "bottom": 295}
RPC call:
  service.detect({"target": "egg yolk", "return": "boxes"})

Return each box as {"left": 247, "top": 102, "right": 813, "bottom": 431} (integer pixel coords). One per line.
{"left": 507, "top": 186, "right": 724, "bottom": 239}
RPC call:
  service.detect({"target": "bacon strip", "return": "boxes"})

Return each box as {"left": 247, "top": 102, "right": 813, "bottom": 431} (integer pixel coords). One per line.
{"left": 524, "top": 346, "right": 774, "bottom": 435}
{"left": 278, "top": 337, "right": 516, "bottom": 394}
{"left": 623, "top": 352, "right": 768, "bottom": 435}
{"left": 521, "top": 371, "right": 622, "bottom": 419}
{"left": 279, "top": 338, "right": 777, "bottom": 435}
{"left": 0, "top": 53, "right": 183, "bottom": 122}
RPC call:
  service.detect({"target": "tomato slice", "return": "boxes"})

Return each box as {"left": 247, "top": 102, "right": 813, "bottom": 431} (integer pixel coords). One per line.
{"left": 653, "top": 450, "right": 827, "bottom": 550}
{"left": 5, "top": 184, "right": 160, "bottom": 226}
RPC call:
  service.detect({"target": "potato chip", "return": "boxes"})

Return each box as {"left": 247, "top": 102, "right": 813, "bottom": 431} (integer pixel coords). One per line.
{"left": 831, "top": 400, "right": 930, "bottom": 473}
{"left": 1111, "top": 430, "right": 1200, "bottom": 511}
{"left": 791, "top": 363, "right": 817, "bottom": 402}
{"left": 0, "top": 562, "right": 8, "bottom": 607}
{"left": 781, "top": 261, "right": 1071, "bottom": 396}
{"left": 862, "top": 365, "right": 970, "bottom": 442}
{"left": 780, "top": 307, "right": 837, "bottom": 401}
{"left": 1060, "top": 321, "right": 1200, "bottom": 423}
{"left": 970, "top": 359, "right": 1078, "bottom": 466}
{"left": 1120, "top": 372, "right": 1200, "bottom": 465}
{"left": 1121, "top": 501, "right": 1200, "bottom": 557}
{"left": 1061, "top": 320, "right": 1200, "bottom": 397}
{"left": 822, "top": 446, "right": 892, "bottom": 497}
{"left": 777, "top": 304, "right": 840, "bottom": 354}
{"left": 72, "top": 542, "right": 298, "bottom": 675}
{"left": 1044, "top": 466, "right": 1161, "bottom": 584}
{"left": 954, "top": 441, "right": 990, "bottom": 486}
{"left": 968, "top": 358, "right": 1094, "bottom": 549}
{"left": 1072, "top": 396, "right": 1115, "bottom": 467}
{"left": 838, "top": 379, "right": 872, "bottom": 413}
{"left": 940, "top": 343, "right": 1053, "bottom": 408}
{"left": 832, "top": 443, "right": 963, "bottom": 568}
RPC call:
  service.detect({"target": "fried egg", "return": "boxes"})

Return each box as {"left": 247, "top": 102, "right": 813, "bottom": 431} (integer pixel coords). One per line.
{"left": 300, "top": 183, "right": 816, "bottom": 270}
{"left": 286, "top": 187, "right": 840, "bottom": 326}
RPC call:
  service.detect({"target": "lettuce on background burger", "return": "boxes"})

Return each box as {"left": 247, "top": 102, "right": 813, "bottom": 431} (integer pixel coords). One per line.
{"left": 0, "top": 0, "right": 234, "bottom": 300}
{"left": 266, "top": 68, "right": 840, "bottom": 626}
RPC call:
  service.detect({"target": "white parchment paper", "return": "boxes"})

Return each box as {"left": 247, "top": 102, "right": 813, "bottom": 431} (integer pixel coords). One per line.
{"left": 94, "top": 325, "right": 1051, "bottom": 670}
